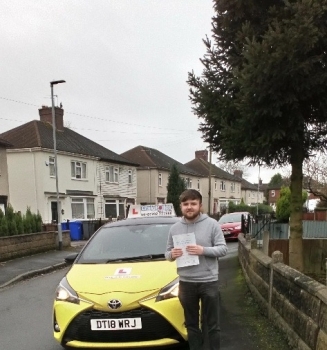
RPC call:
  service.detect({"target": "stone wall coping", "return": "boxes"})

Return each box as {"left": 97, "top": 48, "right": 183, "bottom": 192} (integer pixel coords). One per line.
{"left": 272, "top": 262, "right": 326, "bottom": 295}
{"left": 249, "top": 247, "right": 272, "bottom": 267}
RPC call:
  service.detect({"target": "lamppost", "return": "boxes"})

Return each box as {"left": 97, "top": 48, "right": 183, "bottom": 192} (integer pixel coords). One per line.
{"left": 51, "top": 80, "right": 66, "bottom": 250}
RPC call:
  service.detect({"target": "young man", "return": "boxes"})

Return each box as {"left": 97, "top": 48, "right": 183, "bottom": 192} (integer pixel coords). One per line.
{"left": 165, "top": 189, "right": 227, "bottom": 350}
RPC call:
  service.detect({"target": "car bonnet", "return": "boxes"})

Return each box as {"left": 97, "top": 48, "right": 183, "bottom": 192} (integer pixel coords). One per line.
{"left": 66, "top": 260, "right": 177, "bottom": 295}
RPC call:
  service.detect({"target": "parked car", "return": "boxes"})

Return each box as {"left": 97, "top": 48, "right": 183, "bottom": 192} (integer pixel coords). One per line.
{"left": 218, "top": 212, "right": 252, "bottom": 241}
{"left": 52, "top": 204, "right": 187, "bottom": 349}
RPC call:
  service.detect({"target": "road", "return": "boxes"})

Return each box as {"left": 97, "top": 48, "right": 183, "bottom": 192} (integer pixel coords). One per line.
{"left": 0, "top": 242, "right": 291, "bottom": 350}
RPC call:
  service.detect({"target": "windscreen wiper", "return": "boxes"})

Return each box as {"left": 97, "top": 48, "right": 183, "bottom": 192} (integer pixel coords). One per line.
{"left": 106, "top": 254, "right": 165, "bottom": 263}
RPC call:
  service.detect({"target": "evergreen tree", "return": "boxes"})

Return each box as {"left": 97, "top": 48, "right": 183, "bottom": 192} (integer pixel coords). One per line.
{"left": 167, "top": 164, "right": 186, "bottom": 216}
{"left": 8, "top": 219, "right": 18, "bottom": 236}
{"left": 187, "top": 0, "right": 327, "bottom": 271}
{"left": 25, "top": 207, "right": 37, "bottom": 233}
{"left": 0, "top": 216, "right": 9, "bottom": 237}
{"left": 35, "top": 211, "right": 43, "bottom": 232}
{"left": 23, "top": 215, "right": 32, "bottom": 234}
{"left": 15, "top": 212, "right": 24, "bottom": 235}
{"left": 276, "top": 187, "right": 308, "bottom": 223}
{"left": 5, "top": 204, "right": 14, "bottom": 221}
{"left": 269, "top": 174, "right": 283, "bottom": 187}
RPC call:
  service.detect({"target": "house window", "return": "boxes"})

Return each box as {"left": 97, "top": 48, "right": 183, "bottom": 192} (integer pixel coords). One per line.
{"left": 214, "top": 181, "right": 217, "bottom": 190}
{"left": 128, "top": 169, "right": 132, "bottom": 184}
{"left": 197, "top": 180, "right": 200, "bottom": 190}
{"left": 71, "top": 197, "right": 95, "bottom": 219}
{"left": 158, "top": 173, "right": 162, "bottom": 186}
{"left": 105, "top": 166, "right": 119, "bottom": 183}
{"left": 231, "top": 182, "right": 235, "bottom": 192}
{"left": 185, "top": 177, "right": 192, "bottom": 189}
{"left": 49, "top": 156, "right": 55, "bottom": 177}
{"left": 271, "top": 190, "right": 275, "bottom": 197}
{"left": 71, "top": 161, "right": 87, "bottom": 179}
{"left": 105, "top": 199, "right": 125, "bottom": 218}
{"left": 220, "top": 181, "right": 226, "bottom": 191}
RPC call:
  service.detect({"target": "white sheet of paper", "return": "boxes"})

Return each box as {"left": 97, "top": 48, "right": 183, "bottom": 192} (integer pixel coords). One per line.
{"left": 172, "top": 232, "right": 199, "bottom": 268}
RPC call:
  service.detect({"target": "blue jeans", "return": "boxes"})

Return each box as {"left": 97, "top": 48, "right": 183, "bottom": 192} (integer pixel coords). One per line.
{"left": 179, "top": 280, "right": 220, "bottom": 350}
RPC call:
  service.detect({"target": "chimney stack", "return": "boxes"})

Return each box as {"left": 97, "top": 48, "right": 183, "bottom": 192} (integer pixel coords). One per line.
{"left": 39, "top": 105, "right": 64, "bottom": 131}
{"left": 195, "top": 150, "right": 208, "bottom": 161}
{"left": 234, "top": 170, "right": 243, "bottom": 178}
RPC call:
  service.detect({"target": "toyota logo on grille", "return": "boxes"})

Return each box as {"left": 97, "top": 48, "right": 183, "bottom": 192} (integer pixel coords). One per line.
{"left": 108, "top": 299, "right": 122, "bottom": 309}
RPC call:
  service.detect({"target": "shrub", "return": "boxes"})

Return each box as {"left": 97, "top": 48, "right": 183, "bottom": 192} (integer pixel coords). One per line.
{"left": 0, "top": 216, "right": 9, "bottom": 236}
{"left": 15, "top": 213, "right": 24, "bottom": 235}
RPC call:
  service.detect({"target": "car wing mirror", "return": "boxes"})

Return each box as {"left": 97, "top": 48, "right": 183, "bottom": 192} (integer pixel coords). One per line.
{"left": 65, "top": 253, "right": 79, "bottom": 264}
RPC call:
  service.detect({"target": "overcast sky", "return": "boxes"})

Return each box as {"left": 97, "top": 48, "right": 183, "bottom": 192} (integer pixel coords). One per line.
{"left": 0, "top": 0, "right": 281, "bottom": 183}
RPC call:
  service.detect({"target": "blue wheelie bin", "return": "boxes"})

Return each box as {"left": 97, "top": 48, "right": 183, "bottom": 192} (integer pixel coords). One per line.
{"left": 61, "top": 222, "right": 69, "bottom": 231}
{"left": 69, "top": 220, "right": 83, "bottom": 241}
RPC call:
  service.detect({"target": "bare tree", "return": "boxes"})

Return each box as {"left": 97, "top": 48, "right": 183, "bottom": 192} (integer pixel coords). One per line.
{"left": 216, "top": 160, "right": 249, "bottom": 178}
{"left": 303, "top": 153, "right": 327, "bottom": 201}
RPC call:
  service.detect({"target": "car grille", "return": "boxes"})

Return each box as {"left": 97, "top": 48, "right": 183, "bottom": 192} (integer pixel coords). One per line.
{"left": 63, "top": 307, "right": 184, "bottom": 344}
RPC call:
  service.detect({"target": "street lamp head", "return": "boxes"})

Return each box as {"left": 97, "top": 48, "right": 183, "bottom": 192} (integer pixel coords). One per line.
{"left": 50, "top": 80, "right": 66, "bottom": 86}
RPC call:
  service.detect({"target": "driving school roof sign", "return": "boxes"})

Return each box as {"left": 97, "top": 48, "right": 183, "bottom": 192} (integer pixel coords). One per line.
{"left": 128, "top": 204, "right": 176, "bottom": 218}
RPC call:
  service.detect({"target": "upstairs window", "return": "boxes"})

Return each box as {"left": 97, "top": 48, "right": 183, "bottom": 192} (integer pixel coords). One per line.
{"left": 128, "top": 169, "right": 133, "bottom": 184}
{"left": 214, "top": 180, "right": 217, "bottom": 190}
{"left": 185, "top": 177, "right": 192, "bottom": 189}
{"left": 158, "top": 173, "right": 162, "bottom": 186}
{"left": 231, "top": 182, "right": 235, "bottom": 192}
{"left": 197, "top": 179, "right": 200, "bottom": 190}
{"left": 271, "top": 190, "right": 275, "bottom": 197}
{"left": 71, "top": 161, "right": 87, "bottom": 179}
{"left": 220, "top": 181, "right": 226, "bottom": 191}
{"left": 105, "top": 166, "right": 119, "bottom": 183}
{"left": 49, "top": 156, "right": 55, "bottom": 177}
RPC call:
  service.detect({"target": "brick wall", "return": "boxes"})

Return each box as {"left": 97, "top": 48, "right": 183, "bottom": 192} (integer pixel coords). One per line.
{"left": 238, "top": 236, "right": 327, "bottom": 350}
{"left": 0, "top": 230, "right": 71, "bottom": 261}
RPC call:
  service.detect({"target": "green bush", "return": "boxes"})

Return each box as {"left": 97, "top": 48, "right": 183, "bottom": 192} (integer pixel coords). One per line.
{"left": 228, "top": 201, "right": 273, "bottom": 216}
{"left": 0, "top": 216, "right": 9, "bottom": 236}
{"left": 15, "top": 212, "right": 24, "bottom": 234}
{"left": 0, "top": 206, "right": 43, "bottom": 237}
{"left": 276, "top": 187, "right": 307, "bottom": 222}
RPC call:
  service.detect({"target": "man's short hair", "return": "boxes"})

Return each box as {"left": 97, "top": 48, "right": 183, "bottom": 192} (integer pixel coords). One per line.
{"left": 179, "top": 189, "right": 202, "bottom": 203}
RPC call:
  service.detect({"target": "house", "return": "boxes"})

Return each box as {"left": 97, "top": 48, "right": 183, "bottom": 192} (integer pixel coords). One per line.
{"left": 267, "top": 186, "right": 282, "bottom": 210}
{"left": 121, "top": 145, "right": 204, "bottom": 205}
{"left": 253, "top": 179, "right": 269, "bottom": 203}
{"left": 233, "top": 170, "right": 265, "bottom": 206}
{"left": 0, "top": 106, "right": 138, "bottom": 223}
{"left": 0, "top": 137, "right": 11, "bottom": 213}
{"left": 185, "top": 150, "right": 242, "bottom": 214}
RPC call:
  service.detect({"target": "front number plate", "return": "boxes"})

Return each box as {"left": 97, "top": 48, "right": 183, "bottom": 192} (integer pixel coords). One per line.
{"left": 90, "top": 318, "right": 142, "bottom": 331}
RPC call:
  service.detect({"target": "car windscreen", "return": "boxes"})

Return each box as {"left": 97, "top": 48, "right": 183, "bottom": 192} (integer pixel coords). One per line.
{"left": 218, "top": 213, "right": 243, "bottom": 224}
{"left": 77, "top": 223, "right": 173, "bottom": 263}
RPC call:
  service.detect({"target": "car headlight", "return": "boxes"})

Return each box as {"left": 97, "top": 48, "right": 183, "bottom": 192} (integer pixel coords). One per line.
{"left": 55, "top": 277, "right": 80, "bottom": 304}
{"left": 156, "top": 278, "right": 179, "bottom": 302}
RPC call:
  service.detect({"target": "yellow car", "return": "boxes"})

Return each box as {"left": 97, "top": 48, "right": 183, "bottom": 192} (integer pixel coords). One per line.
{"left": 53, "top": 205, "right": 187, "bottom": 349}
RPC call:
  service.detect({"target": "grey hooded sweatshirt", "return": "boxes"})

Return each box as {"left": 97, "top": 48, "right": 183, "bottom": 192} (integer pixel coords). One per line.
{"left": 165, "top": 213, "right": 228, "bottom": 283}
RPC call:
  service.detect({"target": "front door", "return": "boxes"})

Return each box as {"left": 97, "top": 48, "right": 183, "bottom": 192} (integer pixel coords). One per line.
{"left": 51, "top": 201, "right": 59, "bottom": 223}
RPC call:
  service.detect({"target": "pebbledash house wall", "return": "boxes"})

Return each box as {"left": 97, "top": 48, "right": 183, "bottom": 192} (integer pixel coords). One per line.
{"left": 0, "top": 229, "right": 71, "bottom": 262}
{"left": 238, "top": 235, "right": 327, "bottom": 350}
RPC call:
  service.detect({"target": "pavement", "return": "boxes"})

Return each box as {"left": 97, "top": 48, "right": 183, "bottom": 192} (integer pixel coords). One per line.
{"left": 0, "top": 240, "right": 86, "bottom": 289}
{"left": 0, "top": 241, "right": 292, "bottom": 349}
